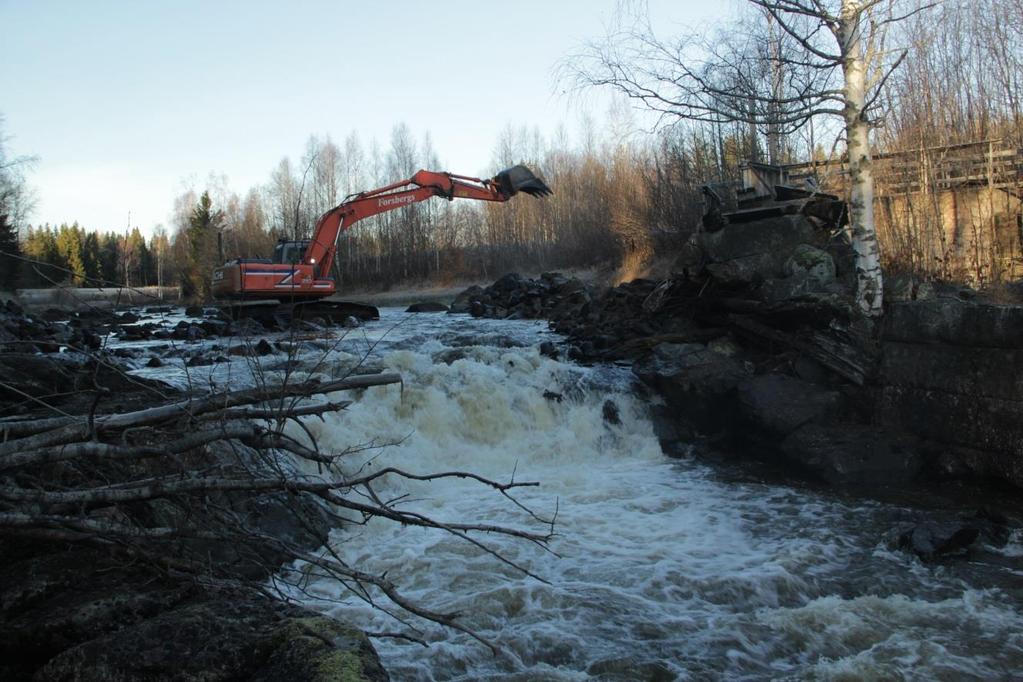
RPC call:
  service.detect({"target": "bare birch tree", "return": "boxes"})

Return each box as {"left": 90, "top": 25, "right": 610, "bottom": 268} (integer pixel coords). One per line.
{"left": 569, "top": 0, "right": 931, "bottom": 316}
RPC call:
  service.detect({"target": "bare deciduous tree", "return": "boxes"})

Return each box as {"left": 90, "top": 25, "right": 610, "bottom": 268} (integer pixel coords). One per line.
{"left": 568, "top": 0, "right": 933, "bottom": 316}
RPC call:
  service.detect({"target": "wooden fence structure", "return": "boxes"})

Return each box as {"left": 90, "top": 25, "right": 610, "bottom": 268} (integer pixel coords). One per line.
{"left": 771, "top": 140, "right": 1023, "bottom": 284}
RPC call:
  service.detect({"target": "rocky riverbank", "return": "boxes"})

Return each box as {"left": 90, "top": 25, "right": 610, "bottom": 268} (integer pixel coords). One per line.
{"left": 450, "top": 214, "right": 1023, "bottom": 501}
{"left": 0, "top": 300, "right": 389, "bottom": 681}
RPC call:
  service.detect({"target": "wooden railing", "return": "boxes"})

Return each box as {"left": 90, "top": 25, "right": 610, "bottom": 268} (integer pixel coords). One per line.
{"left": 781, "top": 140, "right": 1023, "bottom": 196}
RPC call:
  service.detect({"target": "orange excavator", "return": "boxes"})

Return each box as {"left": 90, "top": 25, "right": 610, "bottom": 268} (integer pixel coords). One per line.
{"left": 212, "top": 165, "right": 551, "bottom": 300}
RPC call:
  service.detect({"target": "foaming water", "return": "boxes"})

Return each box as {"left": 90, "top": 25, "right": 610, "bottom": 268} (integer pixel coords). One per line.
{"left": 283, "top": 310, "right": 1023, "bottom": 681}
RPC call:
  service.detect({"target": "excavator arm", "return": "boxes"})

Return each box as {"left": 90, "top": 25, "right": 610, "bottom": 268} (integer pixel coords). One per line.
{"left": 212, "top": 164, "right": 550, "bottom": 300}
{"left": 304, "top": 166, "right": 551, "bottom": 280}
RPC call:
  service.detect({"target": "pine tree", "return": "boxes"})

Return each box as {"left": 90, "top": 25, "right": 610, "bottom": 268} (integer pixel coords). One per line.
{"left": 99, "top": 232, "right": 121, "bottom": 284}
{"left": 21, "top": 225, "right": 63, "bottom": 287}
{"left": 56, "top": 223, "right": 87, "bottom": 286}
{"left": 184, "top": 192, "right": 223, "bottom": 299}
{"left": 81, "top": 231, "right": 102, "bottom": 283}
{"left": 123, "top": 227, "right": 149, "bottom": 287}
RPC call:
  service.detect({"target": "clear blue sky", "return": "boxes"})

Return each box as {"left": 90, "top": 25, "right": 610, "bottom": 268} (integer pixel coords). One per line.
{"left": 1, "top": 0, "right": 725, "bottom": 236}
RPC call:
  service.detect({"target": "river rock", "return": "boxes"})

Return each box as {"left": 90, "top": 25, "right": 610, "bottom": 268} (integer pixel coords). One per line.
{"left": 201, "top": 318, "right": 231, "bottom": 336}
{"left": 449, "top": 285, "right": 484, "bottom": 314}
{"left": 490, "top": 272, "right": 528, "bottom": 295}
{"left": 539, "top": 341, "right": 560, "bottom": 359}
{"left": 602, "top": 399, "right": 621, "bottom": 425}
{"left": 897, "top": 521, "right": 981, "bottom": 560}
{"left": 172, "top": 321, "right": 205, "bottom": 341}
{"left": 254, "top": 339, "right": 274, "bottom": 356}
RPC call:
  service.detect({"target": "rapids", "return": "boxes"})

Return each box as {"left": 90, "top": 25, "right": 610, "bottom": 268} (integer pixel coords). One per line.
{"left": 133, "top": 308, "right": 1023, "bottom": 680}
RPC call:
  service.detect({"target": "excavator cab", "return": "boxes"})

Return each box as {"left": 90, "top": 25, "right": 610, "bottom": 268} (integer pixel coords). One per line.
{"left": 273, "top": 239, "right": 311, "bottom": 265}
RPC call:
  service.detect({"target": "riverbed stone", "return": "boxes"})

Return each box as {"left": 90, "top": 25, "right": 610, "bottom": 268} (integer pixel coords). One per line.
{"left": 897, "top": 521, "right": 981, "bottom": 560}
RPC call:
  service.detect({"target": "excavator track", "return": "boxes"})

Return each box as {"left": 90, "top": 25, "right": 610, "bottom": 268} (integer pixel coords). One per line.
{"left": 214, "top": 299, "right": 380, "bottom": 329}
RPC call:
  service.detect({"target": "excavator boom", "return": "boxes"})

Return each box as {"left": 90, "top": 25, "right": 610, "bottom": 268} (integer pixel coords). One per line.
{"left": 212, "top": 165, "right": 550, "bottom": 300}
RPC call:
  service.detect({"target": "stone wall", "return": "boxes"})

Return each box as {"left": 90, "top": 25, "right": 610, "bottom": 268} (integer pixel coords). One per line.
{"left": 879, "top": 299, "right": 1023, "bottom": 487}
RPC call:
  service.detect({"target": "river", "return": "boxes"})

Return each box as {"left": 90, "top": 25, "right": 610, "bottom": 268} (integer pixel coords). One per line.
{"left": 130, "top": 308, "right": 1023, "bottom": 680}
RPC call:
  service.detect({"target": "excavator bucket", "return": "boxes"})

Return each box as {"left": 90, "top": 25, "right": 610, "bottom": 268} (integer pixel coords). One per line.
{"left": 494, "top": 165, "right": 552, "bottom": 198}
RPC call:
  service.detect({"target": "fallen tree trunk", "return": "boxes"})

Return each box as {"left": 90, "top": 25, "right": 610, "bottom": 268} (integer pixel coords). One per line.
{"left": 0, "top": 372, "right": 401, "bottom": 441}
{"left": 0, "top": 365, "right": 554, "bottom": 652}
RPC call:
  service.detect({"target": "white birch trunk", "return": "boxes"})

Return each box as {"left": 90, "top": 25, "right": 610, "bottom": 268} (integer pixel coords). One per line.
{"left": 839, "top": 0, "right": 884, "bottom": 316}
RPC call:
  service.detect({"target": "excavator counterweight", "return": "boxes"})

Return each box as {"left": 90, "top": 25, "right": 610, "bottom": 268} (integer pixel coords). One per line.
{"left": 212, "top": 165, "right": 550, "bottom": 301}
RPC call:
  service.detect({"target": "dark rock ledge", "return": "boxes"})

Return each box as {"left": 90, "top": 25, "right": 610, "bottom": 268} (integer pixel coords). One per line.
{"left": 452, "top": 211, "right": 1023, "bottom": 498}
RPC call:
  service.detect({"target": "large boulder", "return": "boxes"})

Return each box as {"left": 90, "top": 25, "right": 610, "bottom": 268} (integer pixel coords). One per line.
{"left": 633, "top": 342, "right": 751, "bottom": 434}
{"left": 784, "top": 244, "right": 837, "bottom": 282}
{"left": 0, "top": 552, "right": 191, "bottom": 678}
{"left": 705, "top": 254, "right": 776, "bottom": 285}
{"left": 448, "top": 285, "right": 485, "bottom": 314}
{"left": 490, "top": 272, "right": 529, "bottom": 296}
{"left": 896, "top": 521, "right": 981, "bottom": 561}
{"left": 737, "top": 373, "right": 842, "bottom": 438}
{"left": 758, "top": 244, "right": 847, "bottom": 305}
{"left": 700, "top": 214, "right": 817, "bottom": 283}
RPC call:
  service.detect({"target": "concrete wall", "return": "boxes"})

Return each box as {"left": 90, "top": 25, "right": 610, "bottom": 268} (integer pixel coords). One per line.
{"left": 879, "top": 299, "right": 1023, "bottom": 486}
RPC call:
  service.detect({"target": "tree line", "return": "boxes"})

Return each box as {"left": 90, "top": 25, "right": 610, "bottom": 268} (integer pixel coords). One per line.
{"left": 17, "top": 223, "right": 169, "bottom": 290}
{"left": 5, "top": 1, "right": 1022, "bottom": 299}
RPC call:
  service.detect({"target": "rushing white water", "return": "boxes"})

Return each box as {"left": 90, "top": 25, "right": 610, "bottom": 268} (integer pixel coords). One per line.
{"left": 130, "top": 308, "right": 1023, "bottom": 680}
